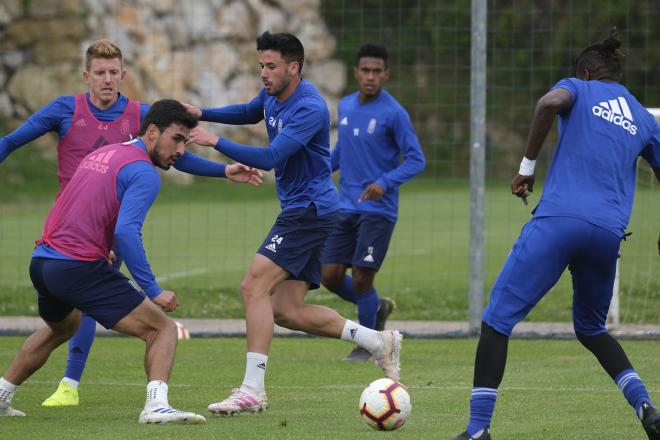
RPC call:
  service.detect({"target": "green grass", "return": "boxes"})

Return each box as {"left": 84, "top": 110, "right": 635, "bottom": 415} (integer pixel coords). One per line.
{"left": 0, "top": 178, "right": 658, "bottom": 323}
{"left": 1, "top": 336, "right": 658, "bottom": 439}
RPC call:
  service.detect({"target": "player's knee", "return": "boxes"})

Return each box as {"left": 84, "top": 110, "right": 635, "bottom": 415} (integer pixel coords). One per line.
{"left": 142, "top": 316, "right": 177, "bottom": 343}
{"left": 352, "top": 273, "right": 374, "bottom": 293}
{"left": 273, "top": 307, "right": 297, "bottom": 329}
{"left": 240, "top": 280, "right": 263, "bottom": 304}
{"left": 321, "top": 272, "right": 342, "bottom": 292}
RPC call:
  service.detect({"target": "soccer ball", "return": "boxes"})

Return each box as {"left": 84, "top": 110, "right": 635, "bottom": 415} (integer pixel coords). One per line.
{"left": 175, "top": 321, "right": 190, "bottom": 340}
{"left": 359, "top": 378, "right": 411, "bottom": 431}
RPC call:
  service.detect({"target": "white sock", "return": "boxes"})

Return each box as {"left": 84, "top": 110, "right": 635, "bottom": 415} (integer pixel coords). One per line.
{"left": 0, "top": 377, "right": 18, "bottom": 403}
{"left": 240, "top": 352, "right": 268, "bottom": 395}
{"left": 341, "top": 320, "right": 383, "bottom": 355}
{"left": 62, "top": 377, "right": 79, "bottom": 389}
{"left": 144, "top": 380, "right": 169, "bottom": 410}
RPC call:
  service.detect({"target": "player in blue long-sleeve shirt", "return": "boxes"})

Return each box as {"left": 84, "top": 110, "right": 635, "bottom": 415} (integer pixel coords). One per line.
{"left": 186, "top": 31, "right": 402, "bottom": 415}
{"left": 321, "top": 44, "right": 425, "bottom": 361}
{"left": 0, "top": 39, "right": 261, "bottom": 407}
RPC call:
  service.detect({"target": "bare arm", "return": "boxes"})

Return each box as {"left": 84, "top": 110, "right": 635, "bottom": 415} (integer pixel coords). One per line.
{"left": 512, "top": 88, "right": 573, "bottom": 205}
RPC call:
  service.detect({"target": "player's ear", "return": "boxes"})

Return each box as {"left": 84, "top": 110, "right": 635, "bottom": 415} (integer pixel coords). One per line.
{"left": 146, "top": 123, "right": 161, "bottom": 140}
{"left": 290, "top": 61, "right": 300, "bottom": 76}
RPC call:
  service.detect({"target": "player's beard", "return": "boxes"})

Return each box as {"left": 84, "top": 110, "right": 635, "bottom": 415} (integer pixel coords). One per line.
{"left": 267, "top": 71, "right": 292, "bottom": 98}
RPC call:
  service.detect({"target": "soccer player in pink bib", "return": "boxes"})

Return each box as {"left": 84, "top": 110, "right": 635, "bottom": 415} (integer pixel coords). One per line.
{"left": 0, "top": 39, "right": 259, "bottom": 407}
{"left": 0, "top": 100, "right": 258, "bottom": 423}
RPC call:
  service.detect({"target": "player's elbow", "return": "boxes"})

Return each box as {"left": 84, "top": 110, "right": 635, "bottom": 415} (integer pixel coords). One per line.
{"left": 537, "top": 91, "right": 570, "bottom": 113}
{"left": 415, "top": 154, "right": 426, "bottom": 173}
{"left": 114, "top": 225, "right": 138, "bottom": 249}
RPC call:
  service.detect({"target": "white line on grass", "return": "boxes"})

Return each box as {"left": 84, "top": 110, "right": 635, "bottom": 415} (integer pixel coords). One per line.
{"left": 24, "top": 380, "right": 660, "bottom": 393}
{"left": 155, "top": 267, "right": 209, "bottom": 283}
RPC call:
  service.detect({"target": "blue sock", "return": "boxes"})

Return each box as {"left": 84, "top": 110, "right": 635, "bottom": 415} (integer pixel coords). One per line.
{"left": 466, "top": 387, "right": 498, "bottom": 436}
{"left": 356, "top": 287, "right": 379, "bottom": 330}
{"left": 64, "top": 314, "right": 97, "bottom": 382}
{"left": 329, "top": 275, "right": 379, "bottom": 329}
{"left": 615, "top": 369, "right": 654, "bottom": 415}
{"left": 329, "top": 275, "right": 359, "bottom": 304}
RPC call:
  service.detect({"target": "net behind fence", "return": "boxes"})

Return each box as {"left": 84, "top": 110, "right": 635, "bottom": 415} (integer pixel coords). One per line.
{"left": 0, "top": 0, "right": 657, "bottom": 323}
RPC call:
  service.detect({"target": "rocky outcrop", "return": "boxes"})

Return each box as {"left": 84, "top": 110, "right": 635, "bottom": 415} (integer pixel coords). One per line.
{"left": 0, "top": 0, "right": 346, "bottom": 181}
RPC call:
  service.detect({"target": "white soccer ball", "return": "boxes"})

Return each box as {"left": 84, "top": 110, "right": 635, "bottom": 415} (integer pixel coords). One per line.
{"left": 359, "top": 378, "right": 411, "bottom": 431}
{"left": 175, "top": 321, "right": 190, "bottom": 340}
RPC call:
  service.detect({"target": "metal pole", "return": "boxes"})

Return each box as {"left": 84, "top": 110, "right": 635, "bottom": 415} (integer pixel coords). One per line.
{"left": 468, "top": 0, "right": 487, "bottom": 334}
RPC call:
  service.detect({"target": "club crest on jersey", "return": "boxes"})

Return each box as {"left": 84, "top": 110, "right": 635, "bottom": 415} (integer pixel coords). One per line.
{"left": 367, "top": 118, "right": 377, "bottom": 134}
{"left": 591, "top": 97, "right": 637, "bottom": 135}
{"left": 121, "top": 119, "right": 130, "bottom": 135}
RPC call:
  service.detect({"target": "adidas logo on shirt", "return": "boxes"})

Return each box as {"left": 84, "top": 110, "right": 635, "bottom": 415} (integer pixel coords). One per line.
{"left": 591, "top": 97, "right": 637, "bottom": 135}
{"left": 340, "top": 117, "right": 348, "bottom": 125}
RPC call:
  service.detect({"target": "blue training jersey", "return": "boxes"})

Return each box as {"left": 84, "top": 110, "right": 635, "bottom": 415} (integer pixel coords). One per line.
{"left": 207, "top": 80, "right": 338, "bottom": 215}
{"left": 332, "top": 90, "right": 425, "bottom": 222}
{"left": 533, "top": 78, "right": 660, "bottom": 236}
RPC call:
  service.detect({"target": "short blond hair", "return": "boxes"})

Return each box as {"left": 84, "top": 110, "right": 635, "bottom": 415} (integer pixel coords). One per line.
{"left": 85, "top": 39, "right": 123, "bottom": 71}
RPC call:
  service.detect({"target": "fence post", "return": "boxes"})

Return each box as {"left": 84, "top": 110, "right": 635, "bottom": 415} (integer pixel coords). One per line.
{"left": 469, "top": 0, "right": 488, "bottom": 335}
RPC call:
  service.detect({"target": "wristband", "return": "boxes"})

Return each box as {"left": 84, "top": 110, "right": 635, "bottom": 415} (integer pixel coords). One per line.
{"left": 518, "top": 157, "right": 536, "bottom": 176}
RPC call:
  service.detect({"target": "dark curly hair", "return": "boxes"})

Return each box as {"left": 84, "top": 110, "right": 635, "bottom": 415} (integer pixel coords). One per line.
{"left": 575, "top": 27, "right": 625, "bottom": 82}
{"left": 256, "top": 31, "right": 305, "bottom": 74}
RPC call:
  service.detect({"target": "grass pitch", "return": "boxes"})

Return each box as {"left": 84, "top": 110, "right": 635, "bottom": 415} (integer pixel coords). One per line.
{"left": 1, "top": 336, "right": 658, "bottom": 439}
{"left": 1, "top": 177, "right": 658, "bottom": 323}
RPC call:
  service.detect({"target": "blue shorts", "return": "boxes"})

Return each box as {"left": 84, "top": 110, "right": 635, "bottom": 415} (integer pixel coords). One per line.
{"left": 30, "top": 257, "right": 146, "bottom": 329}
{"left": 257, "top": 204, "right": 338, "bottom": 290}
{"left": 321, "top": 211, "right": 396, "bottom": 270}
{"left": 482, "top": 216, "right": 621, "bottom": 337}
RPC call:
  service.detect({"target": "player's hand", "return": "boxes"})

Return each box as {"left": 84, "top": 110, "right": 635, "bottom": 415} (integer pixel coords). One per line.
{"left": 359, "top": 182, "right": 385, "bottom": 202}
{"left": 188, "top": 126, "right": 220, "bottom": 147}
{"left": 153, "top": 290, "right": 178, "bottom": 312}
{"left": 226, "top": 162, "right": 264, "bottom": 186}
{"left": 108, "top": 250, "right": 117, "bottom": 264}
{"left": 182, "top": 102, "right": 202, "bottom": 119}
{"left": 511, "top": 174, "right": 535, "bottom": 206}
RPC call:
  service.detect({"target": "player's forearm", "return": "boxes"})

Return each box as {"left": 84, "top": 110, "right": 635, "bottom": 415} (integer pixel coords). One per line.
{"left": 215, "top": 135, "right": 302, "bottom": 171}
{"left": 523, "top": 102, "right": 558, "bottom": 160}
{"left": 377, "top": 149, "right": 426, "bottom": 191}
{"left": 524, "top": 90, "right": 572, "bottom": 160}
{"left": 174, "top": 151, "right": 227, "bottom": 178}
{"left": 330, "top": 145, "right": 340, "bottom": 172}
{"left": 115, "top": 226, "right": 161, "bottom": 299}
{"left": 0, "top": 120, "right": 46, "bottom": 163}
{"left": 201, "top": 104, "right": 263, "bottom": 125}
